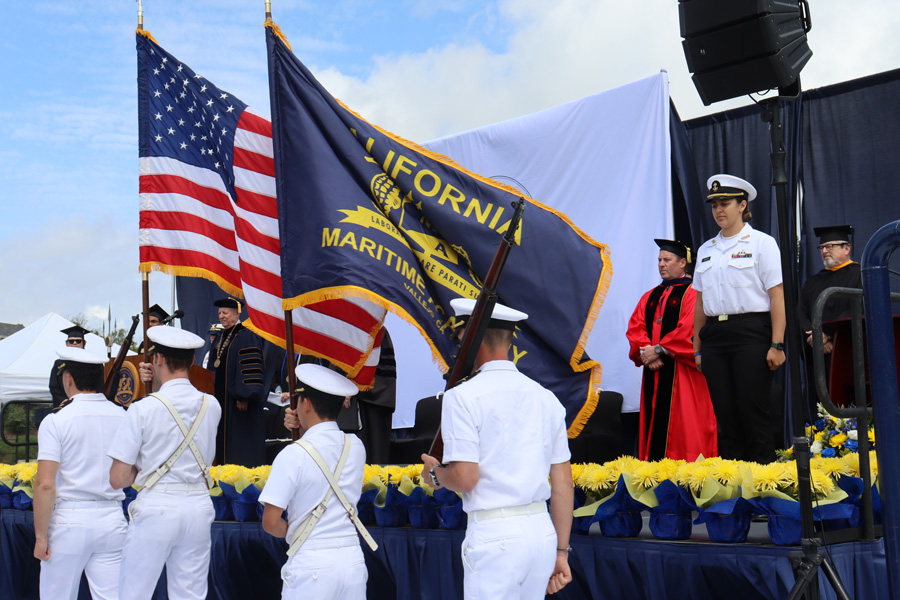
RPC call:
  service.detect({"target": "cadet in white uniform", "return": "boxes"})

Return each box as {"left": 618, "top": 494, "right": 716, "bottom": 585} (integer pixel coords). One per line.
{"left": 421, "top": 299, "right": 574, "bottom": 599}
{"left": 692, "top": 174, "right": 785, "bottom": 464}
{"left": 261, "top": 363, "right": 374, "bottom": 600}
{"left": 34, "top": 347, "right": 127, "bottom": 600}
{"left": 108, "top": 327, "right": 221, "bottom": 600}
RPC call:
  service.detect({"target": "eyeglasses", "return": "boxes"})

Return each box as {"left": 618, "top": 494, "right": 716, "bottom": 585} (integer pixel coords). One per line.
{"left": 817, "top": 243, "right": 848, "bottom": 252}
{"left": 65, "top": 339, "right": 84, "bottom": 345}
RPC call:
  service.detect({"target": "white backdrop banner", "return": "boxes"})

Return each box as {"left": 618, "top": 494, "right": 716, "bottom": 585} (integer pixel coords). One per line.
{"left": 391, "top": 72, "right": 673, "bottom": 427}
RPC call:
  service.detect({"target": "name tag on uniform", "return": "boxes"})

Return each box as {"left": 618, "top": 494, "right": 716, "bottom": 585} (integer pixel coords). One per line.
{"left": 701, "top": 257, "right": 711, "bottom": 263}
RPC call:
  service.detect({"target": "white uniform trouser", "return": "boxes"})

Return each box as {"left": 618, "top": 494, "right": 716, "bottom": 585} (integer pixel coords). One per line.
{"left": 119, "top": 488, "right": 214, "bottom": 600}
{"left": 461, "top": 511, "right": 557, "bottom": 600}
{"left": 281, "top": 536, "right": 367, "bottom": 600}
{"left": 40, "top": 502, "right": 127, "bottom": 600}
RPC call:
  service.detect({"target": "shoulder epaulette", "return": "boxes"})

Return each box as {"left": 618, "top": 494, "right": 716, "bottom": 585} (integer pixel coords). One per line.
{"left": 52, "top": 397, "right": 74, "bottom": 413}
{"left": 447, "top": 370, "right": 480, "bottom": 390}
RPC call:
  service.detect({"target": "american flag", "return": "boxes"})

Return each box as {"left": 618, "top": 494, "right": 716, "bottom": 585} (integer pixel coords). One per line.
{"left": 137, "top": 31, "right": 386, "bottom": 384}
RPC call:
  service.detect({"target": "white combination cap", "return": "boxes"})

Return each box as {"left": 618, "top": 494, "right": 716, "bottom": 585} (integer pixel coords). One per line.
{"left": 450, "top": 298, "right": 528, "bottom": 331}
{"left": 146, "top": 326, "right": 204, "bottom": 359}
{"left": 295, "top": 363, "right": 358, "bottom": 399}
{"left": 706, "top": 174, "right": 757, "bottom": 202}
{"left": 56, "top": 347, "right": 108, "bottom": 366}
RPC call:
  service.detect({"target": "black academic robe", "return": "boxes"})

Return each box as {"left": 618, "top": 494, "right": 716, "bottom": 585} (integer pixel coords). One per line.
{"left": 798, "top": 262, "right": 862, "bottom": 411}
{"left": 798, "top": 262, "right": 863, "bottom": 335}
{"left": 48, "top": 359, "right": 67, "bottom": 408}
{"left": 355, "top": 328, "right": 397, "bottom": 464}
{"left": 208, "top": 323, "right": 267, "bottom": 467}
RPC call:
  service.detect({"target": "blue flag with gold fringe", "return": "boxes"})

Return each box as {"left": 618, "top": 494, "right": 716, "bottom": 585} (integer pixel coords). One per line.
{"left": 266, "top": 23, "right": 612, "bottom": 435}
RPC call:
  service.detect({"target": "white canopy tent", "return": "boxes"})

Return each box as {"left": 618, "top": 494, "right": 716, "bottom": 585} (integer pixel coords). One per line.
{"left": 0, "top": 313, "right": 124, "bottom": 405}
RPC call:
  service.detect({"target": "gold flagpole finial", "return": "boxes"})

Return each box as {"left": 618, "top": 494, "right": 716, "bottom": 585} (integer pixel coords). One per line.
{"left": 137, "top": 0, "right": 144, "bottom": 30}
{"left": 265, "top": 0, "right": 272, "bottom": 20}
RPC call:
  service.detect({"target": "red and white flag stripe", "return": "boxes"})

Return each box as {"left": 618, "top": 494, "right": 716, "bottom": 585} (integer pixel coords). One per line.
{"left": 139, "top": 107, "right": 386, "bottom": 384}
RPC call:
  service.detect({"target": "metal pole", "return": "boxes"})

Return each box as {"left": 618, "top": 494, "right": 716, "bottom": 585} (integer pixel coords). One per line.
{"left": 861, "top": 219, "right": 900, "bottom": 597}
{"left": 137, "top": 0, "right": 143, "bottom": 30}
{"left": 764, "top": 97, "right": 816, "bottom": 541}
{"left": 142, "top": 272, "right": 152, "bottom": 393}
{"left": 284, "top": 309, "right": 299, "bottom": 441}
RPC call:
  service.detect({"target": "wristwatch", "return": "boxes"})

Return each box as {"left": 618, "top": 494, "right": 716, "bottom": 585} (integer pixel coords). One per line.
{"left": 771, "top": 342, "right": 785, "bottom": 351}
{"left": 654, "top": 344, "right": 663, "bottom": 355}
{"left": 429, "top": 463, "right": 444, "bottom": 487}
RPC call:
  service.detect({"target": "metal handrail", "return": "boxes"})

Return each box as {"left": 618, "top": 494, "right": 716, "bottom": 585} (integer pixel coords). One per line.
{"left": 809, "top": 287, "right": 900, "bottom": 542}
{"left": 0, "top": 399, "right": 50, "bottom": 462}
{"left": 861, "top": 219, "right": 900, "bottom": 597}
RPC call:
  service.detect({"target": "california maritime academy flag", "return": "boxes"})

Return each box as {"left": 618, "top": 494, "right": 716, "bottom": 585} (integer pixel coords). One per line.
{"left": 266, "top": 24, "right": 612, "bottom": 435}
{"left": 136, "top": 30, "right": 387, "bottom": 386}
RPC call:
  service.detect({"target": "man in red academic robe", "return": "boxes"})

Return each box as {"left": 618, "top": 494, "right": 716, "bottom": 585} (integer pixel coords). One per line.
{"left": 626, "top": 239, "right": 717, "bottom": 461}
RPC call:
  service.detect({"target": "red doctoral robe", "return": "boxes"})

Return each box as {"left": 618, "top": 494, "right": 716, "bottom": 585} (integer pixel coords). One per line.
{"left": 626, "top": 279, "right": 717, "bottom": 461}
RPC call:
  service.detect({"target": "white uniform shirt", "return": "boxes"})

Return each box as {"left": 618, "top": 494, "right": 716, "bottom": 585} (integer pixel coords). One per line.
{"left": 442, "top": 360, "right": 570, "bottom": 513}
{"left": 37, "top": 393, "right": 126, "bottom": 502}
{"left": 693, "top": 223, "right": 783, "bottom": 316}
{"left": 259, "top": 421, "right": 365, "bottom": 544}
{"left": 107, "top": 378, "right": 221, "bottom": 486}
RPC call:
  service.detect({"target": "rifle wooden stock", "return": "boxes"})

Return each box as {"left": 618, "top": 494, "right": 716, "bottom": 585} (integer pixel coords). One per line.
{"left": 428, "top": 198, "right": 525, "bottom": 462}
{"left": 103, "top": 314, "right": 140, "bottom": 402}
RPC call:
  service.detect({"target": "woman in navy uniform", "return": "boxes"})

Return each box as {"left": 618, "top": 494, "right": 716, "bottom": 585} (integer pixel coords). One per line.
{"left": 692, "top": 174, "right": 786, "bottom": 464}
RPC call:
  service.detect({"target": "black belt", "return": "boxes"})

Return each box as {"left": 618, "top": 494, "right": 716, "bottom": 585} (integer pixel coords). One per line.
{"left": 712, "top": 312, "right": 769, "bottom": 322}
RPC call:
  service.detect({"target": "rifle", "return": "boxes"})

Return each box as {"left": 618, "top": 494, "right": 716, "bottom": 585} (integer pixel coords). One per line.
{"left": 428, "top": 198, "right": 526, "bottom": 462}
{"left": 103, "top": 314, "right": 141, "bottom": 403}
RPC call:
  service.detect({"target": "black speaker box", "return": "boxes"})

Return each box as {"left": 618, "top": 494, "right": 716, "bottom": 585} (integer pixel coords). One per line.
{"left": 678, "top": 0, "right": 812, "bottom": 105}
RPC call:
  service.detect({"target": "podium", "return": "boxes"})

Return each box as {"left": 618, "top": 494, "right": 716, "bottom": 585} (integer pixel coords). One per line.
{"left": 828, "top": 315, "right": 900, "bottom": 407}
{"left": 103, "top": 356, "right": 214, "bottom": 406}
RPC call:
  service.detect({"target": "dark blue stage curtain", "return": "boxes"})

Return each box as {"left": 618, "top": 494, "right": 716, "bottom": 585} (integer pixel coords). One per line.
{"left": 0, "top": 510, "right": 888, "bottom": 600}
{"left": 681, "top": 97, "right": 802, "bottom": 249}
{"left": 679, "top": 67, "right": 900, "bottom": 295}
{"left": 559, "top": 535, "right": 885, "bottom": 600}
{"left": 669, "top": 101, "right": 706, "bottom": 255}
{"left": 800, "top": 69, "right": 900, "bottom": 294}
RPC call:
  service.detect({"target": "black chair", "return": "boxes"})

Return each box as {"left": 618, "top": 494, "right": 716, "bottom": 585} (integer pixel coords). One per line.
{"left": 568, "top": 390, "right": 623, "bottom": 464}
{"left": 389, "top": 395, "right": 442, "bottom": 464}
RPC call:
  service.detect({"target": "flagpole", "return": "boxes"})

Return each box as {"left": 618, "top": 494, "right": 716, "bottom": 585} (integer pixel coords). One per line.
{"left": 283, "top": 309, "right": 300, "bottom": 441}
{"left": 265, "top": 0, "right": 272, "bottom": 20}
{"left": 142, "top": 272, "right": 153, "bottom": 393}
{"left": 136, "top": 0, "right": 143, "bottom": 29}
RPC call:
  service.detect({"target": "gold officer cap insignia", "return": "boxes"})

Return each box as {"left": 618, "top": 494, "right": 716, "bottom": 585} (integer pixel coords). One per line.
{"left": 711, "top": 181, "right": 720, "bottom": 191}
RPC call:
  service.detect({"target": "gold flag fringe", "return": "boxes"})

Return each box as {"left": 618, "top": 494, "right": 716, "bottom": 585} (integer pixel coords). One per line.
{"left": 264, "top": 19, "right": 292, "bottom": 52}
{"left": 136, "top": 29, "right": 157, "bottom": 44}
{"left": 566, "top": 365, "right": 603, "bottom": 439}
{"left": 139, "top": 262, "right": 244, "bottom": 299}
{"left": 284, "top": 286, "right": 451, "bottom": 374}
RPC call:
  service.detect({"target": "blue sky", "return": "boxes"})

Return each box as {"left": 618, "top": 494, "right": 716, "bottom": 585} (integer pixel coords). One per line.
{"left": 1, "top": 0, "right": 898, "bottom": 332}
